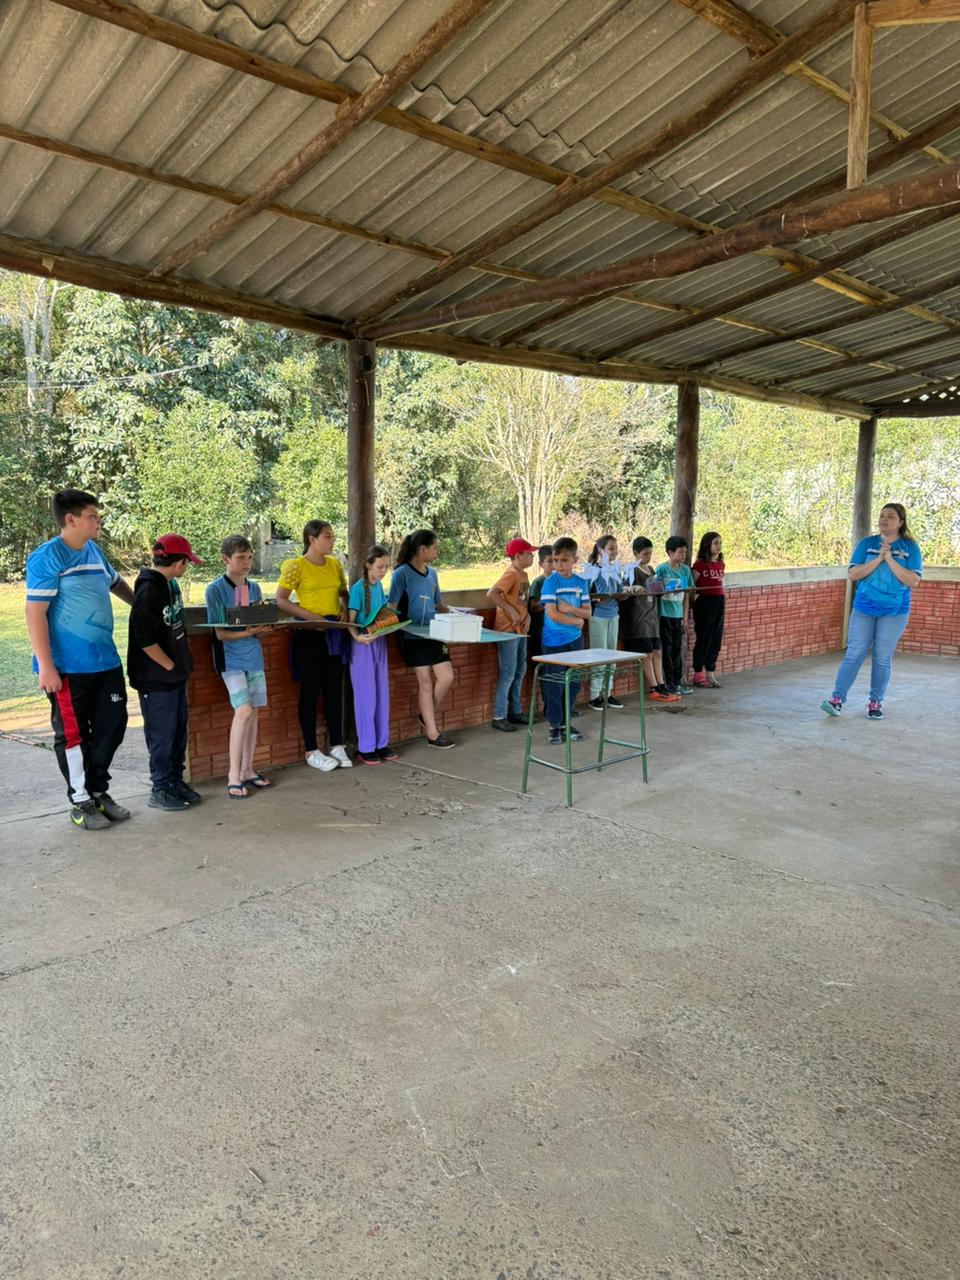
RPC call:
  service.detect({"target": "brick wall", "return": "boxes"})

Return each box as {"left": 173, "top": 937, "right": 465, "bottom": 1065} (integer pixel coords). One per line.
{"left": 186, "top": 571, "right": 959, "bottom": 781}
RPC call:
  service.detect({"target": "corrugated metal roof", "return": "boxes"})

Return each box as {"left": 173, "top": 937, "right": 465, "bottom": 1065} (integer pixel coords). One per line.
{"left": 3, "top": 0, "right": 960, "bottom": 416}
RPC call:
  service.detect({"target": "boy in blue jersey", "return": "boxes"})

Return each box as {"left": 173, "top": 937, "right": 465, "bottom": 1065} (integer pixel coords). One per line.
{"left": 25, "top": 489, "right": 135, "bottom": 830}
{"left": 539, "top": 537, "right": 592, "bottom": 746}
{"left": 656, "top": 536, "right": 695, "bottom": 695}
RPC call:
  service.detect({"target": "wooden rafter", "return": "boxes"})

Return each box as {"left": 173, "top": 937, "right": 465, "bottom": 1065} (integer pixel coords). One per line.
{"left": 594, "top": 205, "right": 960, "bottom": 361}
{"left": 871, "top": 371, "right": 960, "bottom": 404}
{"left": 0, "top": 230, "right": 870, "bottom": 420}
{"left": 350, "top": 0, "right": 859, "bottom": 324}
{"left": 146, "top": 0, "right": 498, "bottom": 276}
{"left": 694, "top": 263, "right": 960, "bottom": 371}
{"left": 770, "top": 329, "right": 960, "bottom": 389}
{"left": 672, "top": 0, "right": 953, "bottom": 162}
{"left": 847, "top": 4, "right": 874, "bottom": 189}
{"left": 358, "top": 164, "right": 960, "bottom": 341}
{"left": 868, "top": 0, "right": 960, "bottom": 25}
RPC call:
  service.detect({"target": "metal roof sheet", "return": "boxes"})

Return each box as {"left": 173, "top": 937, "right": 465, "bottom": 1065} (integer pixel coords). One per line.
{"left": 3, "top": 0, "right": 960, "bottom": 416}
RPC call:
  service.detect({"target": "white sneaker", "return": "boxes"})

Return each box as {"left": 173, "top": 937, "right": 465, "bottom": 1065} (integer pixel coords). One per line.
{"left": 305, "top": 749, "right": 338, "bottom": 773}
{"left": 329, "top": 745, "right": 353, "bottom": 769}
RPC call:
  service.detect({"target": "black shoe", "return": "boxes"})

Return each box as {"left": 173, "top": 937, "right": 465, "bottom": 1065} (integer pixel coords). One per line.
{"left": 548, "top": 727, "right": 562, "bottom": 745}
{"left": 93, "top": 792, "right": 131, "bottom": 821}
{"left": 607, "top": 696, "right": 624, "bottom": 709}
{"left": 148, "top": 788, "right": 190, "bottom": 811}
{"left": 491, "top": 718, "right": 517, "bottom": 733}
{"left": 357, "top": 750, "right": 382, "bottom": 765}
{"left": 378, "top": 744, "right": 399, "bottom": 761}
{"left": 427, "top": 734, "right": 455, "bottom": 749}
{"left": 507, "top": 712, "right": 528, "bottom": 725}
{"left": 70, "top": 799, "right": 111, "bottom": 831}
{"left": 567, "top": 727, "right": 586, "bottom": 742}
{"left": 172, "top": 781, "right": 203, "bottom": 804}
{"left": 588, "top": 697, "right": 605, "bottom": 711}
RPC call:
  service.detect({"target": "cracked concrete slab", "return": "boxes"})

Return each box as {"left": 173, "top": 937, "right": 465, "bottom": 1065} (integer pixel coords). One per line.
{"left": 1, "top": 655, "right": 957, "bottom": 1278}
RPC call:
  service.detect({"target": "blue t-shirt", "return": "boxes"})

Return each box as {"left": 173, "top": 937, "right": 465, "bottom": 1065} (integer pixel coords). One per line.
{"left": 655, "top": 561, "right": 694, "bottom": 619}
{"left": 204, "top": 576, "right": 265, "bottom": 672}
{"left": 540, "top": 572, "right": 589, "bottom": 648}
{"left": 348, "top": 578, "right": 387, "bottom": 628}
{"left": 850, "top": 536, "right": 922, "bottom": 616}
{"left": 25, "top": 536, "right": 120, "bottom": 674}
{"left": 388, "top": 563, "right": 441, "bottom": 624}
{"left": 590, "top": 569, "right": 621, "bottom": 619}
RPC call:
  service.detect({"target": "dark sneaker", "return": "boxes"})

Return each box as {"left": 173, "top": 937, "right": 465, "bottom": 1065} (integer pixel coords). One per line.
{"left": 548, "top": 727, "right": 562, "bottom": 745}
{"left": 676, "top": 684, "right": 694, "bottom": 695}
{"left": 173, "top": 781, "right": 203, "bottom": 805}
{"left": 867, "top": 700, "right": 884, "bottom": 719}
{"left": 148, "top": 788, "right": 190, "bottom": 811}
{"left": 607, "top": 695, "right": 624, "bottom": 709}
{"left": 567, "top": 727, "right": 586, "bottom": 742}
{"left": 70, "top": 800, "right": 111, "bottom": 831}
{"left": 357, "top": 750, "right": 382, "bottom": 765}
{"left": 507, "top": 712, "right": 528, "bottom": 725}
{"left": 378, "top": 744, "right": 399, "bottom": 761}
{"left": 821, "top": 696, "right": 843, "bottom": 717}
{"left": 427, "top": 734, "right": 455, "bottom": 749}
{"left": 588, "top": 697, "right": 605, "bottom": 711}
{"left": 93, "top": 792, "right": 131, "bottom": 822}
{"left": 491, "top": 718, "right": 517, "bottom": 733}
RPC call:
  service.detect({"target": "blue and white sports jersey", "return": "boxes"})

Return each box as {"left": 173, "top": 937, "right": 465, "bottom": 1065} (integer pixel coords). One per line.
{"left": 850, "top": 536, "right": 922, "bottom": 617}
{"left": 25, "top": 536, "right": 120, "bottom": 673}
{"left": 540, "top": 572, "right": 589, "bottom": 647}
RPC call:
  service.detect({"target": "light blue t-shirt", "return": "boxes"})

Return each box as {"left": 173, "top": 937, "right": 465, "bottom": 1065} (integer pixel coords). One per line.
{"left": 591, "top": 569, "right": 621, "bottom": 619}
{"left": 655, "top": 561, "right": 694, "bottom": 619}
{"left": 204, "top": 575, "right": 265, "bottom": 672}
{"left": 388, "top": 563, "right": 441, "bottom": 624}
{"left": 540, "top": 572, "right": 589, "bottom": 648}
{"left": 25, "top": 536, "right": 120, "bottom": 673}
{"left": 348, "top": 578, "right": 387, "bottom": 628}
{"left": 851, "top": 536, "right": 922, "bottom": 616}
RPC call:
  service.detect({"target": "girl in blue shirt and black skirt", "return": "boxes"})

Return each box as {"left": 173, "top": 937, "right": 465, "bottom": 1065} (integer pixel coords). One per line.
{"left": 388, "top": 529, "right": 456, "bottom": 749}
{"left": 822, "top": 503, "right": 923, "bottom": 720}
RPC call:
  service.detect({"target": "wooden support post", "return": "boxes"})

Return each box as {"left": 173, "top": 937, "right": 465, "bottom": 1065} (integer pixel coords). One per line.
{"left": 844, "top": 413, "right": 877, "bottom": 643}
{"left": 847, "top": 4, "right": 874, "bottom": 189}
{"left": 852, "top": 415, "right": 877, "bottom": 543}
{"left": 671, "top": 381, "right": 700, "bottom": 552}
{"left": 347, "top": 339, "right": 377, "bottom": 582}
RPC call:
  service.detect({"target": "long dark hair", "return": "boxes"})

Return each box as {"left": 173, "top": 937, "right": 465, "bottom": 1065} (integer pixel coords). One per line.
{"left": 361, "top": 543, "right": 389, "bottom": 617}
{"left": 396, "top": 528, "right": 436, "bottom": 567}
{"left": 302, "top": 519, "right": 332, "bottom": 554}
{"left": 588, "top": 534, "right": 617, "bottom": 566}
{"left": 880, "top": 503, "right": 914, "bottom": 542}
{"left": 695, "top": 531, "right": 723, "bottom": 563}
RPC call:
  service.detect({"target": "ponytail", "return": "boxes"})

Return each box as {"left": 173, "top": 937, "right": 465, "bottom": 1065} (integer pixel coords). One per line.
{"left": 588, "top": 534, "right": 616, "bottom": 566}
{"left": 395, "top": 528, "right": 436, "bottom": 567}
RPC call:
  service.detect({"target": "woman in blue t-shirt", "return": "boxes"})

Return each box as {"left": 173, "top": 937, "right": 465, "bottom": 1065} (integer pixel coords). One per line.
{"left": 822, "top": 503, "right": 923, "bottom": 720}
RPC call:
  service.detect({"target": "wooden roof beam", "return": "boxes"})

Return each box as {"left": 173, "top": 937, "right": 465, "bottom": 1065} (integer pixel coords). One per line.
{"left": 868, "top": 0, "right": 960, "bottom": 24}
{"left": 359, "top": 164, "right": 960, "bottom": 341}
{"left": 351, "top": 0, "right": 859, "bottom": 324}
{"left": 147, "top": 0, "right": 498, "bottom": 276}
{"left": 693, "top": 262, "right": 960, "bottom": 371}
{"left": 769, "top": 330, "right": 960, "bottom": 388}
{"left": 846, "top": 4, "right": 874, "bottom": 189}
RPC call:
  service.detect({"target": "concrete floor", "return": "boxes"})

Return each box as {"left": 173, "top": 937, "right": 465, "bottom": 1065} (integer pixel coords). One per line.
{"left": 1, "top": 654, "right": 957, "bottom": 1280}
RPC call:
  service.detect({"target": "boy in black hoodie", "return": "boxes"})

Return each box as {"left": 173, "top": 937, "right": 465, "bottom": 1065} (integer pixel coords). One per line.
{"left": 127, "top": 534, "right": 201, "bottom": 811}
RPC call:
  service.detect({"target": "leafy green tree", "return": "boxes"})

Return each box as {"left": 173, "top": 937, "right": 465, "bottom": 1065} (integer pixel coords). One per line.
{"left": 272, "top": 416, "right": 348, "bottom": 544}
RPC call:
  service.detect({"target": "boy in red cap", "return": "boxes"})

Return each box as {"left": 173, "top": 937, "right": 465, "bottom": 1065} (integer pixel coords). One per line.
{"left": 486, "top": 538, "right": 535, "bottom": 732}
{"left": 127, "top": 534, "right": 202, "bottom": 811}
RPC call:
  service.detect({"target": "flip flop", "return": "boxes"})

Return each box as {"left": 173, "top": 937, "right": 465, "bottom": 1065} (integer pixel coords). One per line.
{"left": 227, "top": 783, "right": 248, "bottom": 799}
{"left": 242, "top": 774, "right": 272, "bottom": 789}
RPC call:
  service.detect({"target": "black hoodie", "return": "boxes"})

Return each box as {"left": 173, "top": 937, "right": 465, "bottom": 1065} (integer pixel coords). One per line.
{"left": 127, "top": 568, "right": 193, "bottom": 691}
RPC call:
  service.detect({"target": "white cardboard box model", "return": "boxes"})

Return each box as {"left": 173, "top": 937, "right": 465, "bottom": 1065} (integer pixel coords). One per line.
{"left": 429, "top": 612, "right": 483, "bottom": 642}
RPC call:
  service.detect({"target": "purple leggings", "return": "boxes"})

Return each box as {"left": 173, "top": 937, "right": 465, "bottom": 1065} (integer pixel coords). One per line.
{"left": 349, "top": 636, "right": 390, "bottom": 753}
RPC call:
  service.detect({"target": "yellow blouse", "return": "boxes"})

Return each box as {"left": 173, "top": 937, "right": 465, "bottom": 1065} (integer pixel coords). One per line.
{"left": 278, "top": 555, "right": 347, "bottom": 616}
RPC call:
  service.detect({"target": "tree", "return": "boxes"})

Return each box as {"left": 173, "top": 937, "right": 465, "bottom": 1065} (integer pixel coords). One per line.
{"left": 449, "top": 365, "right": 641, "bottom": 542}
{"left": 272, "top": 416, "right": 348, "bottom": 544}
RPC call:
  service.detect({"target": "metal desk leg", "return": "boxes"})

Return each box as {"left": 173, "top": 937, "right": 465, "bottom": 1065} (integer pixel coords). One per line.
{"left": 597, "top": 662, "right": 610, "bottom": 770}
{"left": 521, "top": 666, "right": 538, "bottom": 795}
{"left": 563, "top": 669, "right": 573, "bottom": 808}
{"left": 637, "top": 658, "right": 648, "bottom": 782}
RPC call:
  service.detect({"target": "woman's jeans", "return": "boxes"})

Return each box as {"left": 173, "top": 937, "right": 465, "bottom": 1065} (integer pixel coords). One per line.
{"left": 831, "top": 609, "right": 909, "bottom": 703}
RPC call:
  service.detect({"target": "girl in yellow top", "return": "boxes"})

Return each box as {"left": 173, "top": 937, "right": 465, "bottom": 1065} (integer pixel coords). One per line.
{"left": 276, "top": 520, "right": 351, "bottom": 772}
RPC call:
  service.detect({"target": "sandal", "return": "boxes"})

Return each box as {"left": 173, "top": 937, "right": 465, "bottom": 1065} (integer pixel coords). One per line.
{"left": 227, "top": 783, "right": 248, "bottom": 799}
{"left": 242, "top": 773, "right": 272, "bottom": 789}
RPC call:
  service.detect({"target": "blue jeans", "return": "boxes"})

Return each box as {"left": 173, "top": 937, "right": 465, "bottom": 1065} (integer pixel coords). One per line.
{"left": 540, "top": 637, "right": 583, "bottom": 728}
{"left": 832, "top": 609, "right": 909, "bottom": 703}
{"left": 494, "top": 636, "right": 526, "bottom": 720}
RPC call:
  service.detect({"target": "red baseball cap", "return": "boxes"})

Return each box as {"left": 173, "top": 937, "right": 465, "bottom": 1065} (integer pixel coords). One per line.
{"left": 153, "top": 534, "right": 203, "bottom": 564}
{"left": 505, "top": 538, "right": 536, "bottom": 557}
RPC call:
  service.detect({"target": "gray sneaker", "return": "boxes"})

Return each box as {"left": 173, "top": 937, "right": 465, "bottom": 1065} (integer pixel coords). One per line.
{"left": 148, "top": 788, "right": 190, "bottom": 812}
{"left": 93, "top": 792, "right": 131, "bottom": 821}
{"left": 70, "top": 799, "right": 111, "bottom": 831}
